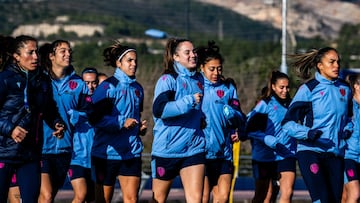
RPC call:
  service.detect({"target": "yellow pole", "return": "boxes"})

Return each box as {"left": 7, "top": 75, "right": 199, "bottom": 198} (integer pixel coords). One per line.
{"left": 229, "top": 141, "right": 240, "bottom": 203}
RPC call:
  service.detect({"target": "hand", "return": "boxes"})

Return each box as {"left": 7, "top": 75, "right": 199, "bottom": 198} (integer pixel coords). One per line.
{"left": 342, "top": 130, "right": 352, "bottom": 140}
{"left": 275, "top": 143, "right": 292, "bottom": 158}
{"left": 124, "top": 118, "right": 139, "bottom": 129}
{"left": 307, "top": 129, "right": 323, "bottom": 141}
{"left": 193, "top": 93, "right": 203, "bottom": 104}
{"left": 231, "top": 132, "right": 239, "bottom": 143}
{"left": 53, "top": 123, "right": 65, "bottom": 139}
{"left": 139, "top": 120, "right": 147, "bottom": 136}
{"left": 11, "top": 126, "right": 28, "bottom": 143}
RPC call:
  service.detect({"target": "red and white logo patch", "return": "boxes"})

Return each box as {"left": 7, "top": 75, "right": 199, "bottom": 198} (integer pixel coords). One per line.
{"left": 69, "top": 80, "right": 78, "bottom": 90}
{"left": 340, "top": 88, "right": 346, "bottom": 96}
{"left": 217, "top": 90, "right": 224, "bottom": 98}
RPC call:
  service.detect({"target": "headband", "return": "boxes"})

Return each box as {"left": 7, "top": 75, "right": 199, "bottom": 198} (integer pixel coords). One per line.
{"left": 117, "top": 49, "right": 136, "bottom": 61}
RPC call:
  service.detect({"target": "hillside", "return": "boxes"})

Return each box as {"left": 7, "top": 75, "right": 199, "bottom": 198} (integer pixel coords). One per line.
{"left": 197, "top": 0, "right": 360, "bottom": 41}
{"left": 0, "top": 0, "right": 288, "bottom": 103}
{"left": 4, "top": 0, "right": 360, "bottom": 45}
{"left": 1, "top": 0, "right": 281, "bottom": 42}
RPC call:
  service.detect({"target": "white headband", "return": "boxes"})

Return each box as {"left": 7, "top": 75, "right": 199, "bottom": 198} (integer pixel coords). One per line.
{"left": 117, "top": 49, "right": 136, "bottom": 61}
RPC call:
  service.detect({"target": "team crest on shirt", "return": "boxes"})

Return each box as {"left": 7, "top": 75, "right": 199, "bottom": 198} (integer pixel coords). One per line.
{"left": 102, "top": 83, "right": 110, "bottom": 90}
{"left": 197, "top": 82, "right": 203, "bottom": 90}
{"left": 182, "top": 83, "right": 187, "bottom": 89}
{"left": 273, "top": 105, "right": 278, "bottom": 111}
{"left": 217, "top": 90, "right": 224, "bottom": 98}
{"left": 339, "top": 88, "right": 347, "bottom": 102}
{"left": 339, "top": 88, "right": 346, "bottom": 96}
{"left": 69, "top": 80, "right": 78, "bottom": 90}
{"left": 135, "top": 89, "right": 140, "bottom": 97}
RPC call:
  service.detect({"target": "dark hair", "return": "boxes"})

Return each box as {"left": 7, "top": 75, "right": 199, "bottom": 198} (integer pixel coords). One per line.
{"left": 260, "top": 70, "right": 289, "bottom": 100}
{"left": 224, "top": 77, "right": 237, "bottom": 88}
{"left": 163, "top": 38, "right": 192, "bottom": 74}
{"left": 98, "top": 72, "right": 108, "bottom": 78}
{"left": 9, "top": 35, "right": 37, "bottom": 55}
{"left": 81, "top": 67, "right": 98, "bottom": 76}
{"left": 0, "top": 35, "right": 15, "bottom": 70}
{"left": 347, "top": 74, "right": 360, "bottom": 94}
{"left": 103, "top": 40, "right": 136, "bottom": 68}
{"left": 195, "top": 40, "right": 224, "bottom": 68}
{"left": 287, "top": 47, "right": 339, "bottom": 79}
{"left": 38, "top": 43, "right": 52, "bottom": 72}
{"left": 97, "top": 72, "right": 108, "bottom": 84}
{"left": 98, "top": 72, "right": 109, "bottom": 77}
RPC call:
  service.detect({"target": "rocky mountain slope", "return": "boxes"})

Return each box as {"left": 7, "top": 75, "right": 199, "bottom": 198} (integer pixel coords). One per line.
{"left": 196, "top": 0, "right": 360, "bottom": 42}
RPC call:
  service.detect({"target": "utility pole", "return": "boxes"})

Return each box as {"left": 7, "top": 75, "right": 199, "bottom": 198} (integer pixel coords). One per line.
{"left": 280, "top": 0, "right": 288, "bottom": 74}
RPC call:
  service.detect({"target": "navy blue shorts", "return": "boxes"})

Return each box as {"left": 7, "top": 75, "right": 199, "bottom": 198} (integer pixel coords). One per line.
{"left": 205, "top": 159, "right": 234, "bottom": 187}
{"left": 344, "top": 159, "right": 360, "bottom": 183}
{"left": 297, "top": 150, "right": 344, "bottom": 202}
{"left": 252, "top": 160, "right": 278, "bottom": 180}
{"left": 277, "top": 157, "right": 297, "bottom": 173}
{"left": 68, "top": 164, "right": 92, "bottom": 181}
{"left": 41, "top": 153, "right": 71, "bottom": 191}
{"left": 92, "top": 157, "right": 142, "bottom": 186}
{"left": 0, "top": 161, "right": 40, "bottom": 202}
{"left": 151, "top": 153, "right": 206, "bottom": 180}
{"left": 68, "top": 164, "right": 95, "bottom": 201}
